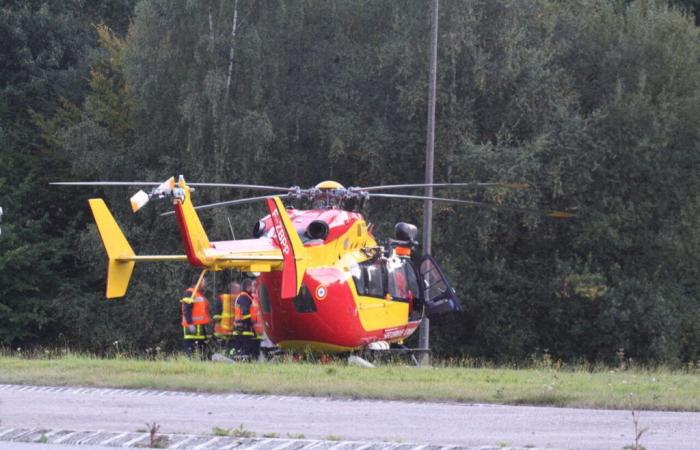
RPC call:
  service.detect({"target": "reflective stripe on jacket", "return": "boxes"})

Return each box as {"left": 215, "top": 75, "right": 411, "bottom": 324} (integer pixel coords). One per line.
{"left": 251, "top": 299, "right": 264, "bottom": 337}
{"left": 183, "top": 324, "right": 207, "bottom": 340}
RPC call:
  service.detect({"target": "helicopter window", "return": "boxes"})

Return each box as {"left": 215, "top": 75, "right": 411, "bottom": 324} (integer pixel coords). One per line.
{"left": 386, "top": 257, "right": 421, "bottom": 301}
{"left": 420, "top": 257, "right": 450, "bottom": 303}
{"left": 258, "top": 283, "right": 271, "bottom": 313}
{"left": 352, "top": 259, "right": 385, "bottom": 298}
{"left": 292, "top": 284, "right": 317, "bottom": 313}
{"left": 351, "top": 257, "right": 420, "bottom": 300}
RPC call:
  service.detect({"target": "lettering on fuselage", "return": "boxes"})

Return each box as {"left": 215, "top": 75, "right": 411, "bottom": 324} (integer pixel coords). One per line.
{"left": 383, "top": 326, "right": 414, "bottom": 340}
{"left": 270, "top": 209, "right": 290, "bottom": 255}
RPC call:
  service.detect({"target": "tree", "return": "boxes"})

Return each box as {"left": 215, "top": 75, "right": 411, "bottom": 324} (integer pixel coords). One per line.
{"left": 0, "top": 1, "right": 136, "bottom": 347}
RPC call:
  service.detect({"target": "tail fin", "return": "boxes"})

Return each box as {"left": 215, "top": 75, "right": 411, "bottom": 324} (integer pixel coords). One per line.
{"left": 172, "top": 176, "right": 211, "bottom": 267}
{"left": 266, "top": 197, "right": 307, "bottom": 298}
{"left": 88, "top": 199, "right": 136, "bottom": 299}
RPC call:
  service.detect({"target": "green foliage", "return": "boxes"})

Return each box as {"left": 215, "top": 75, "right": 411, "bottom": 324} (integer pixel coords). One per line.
{"left": 3, "top": 0, "right": 700, "bottom": 364}
{"left": 0, "top": 1, "right": 134, "bottom": 345}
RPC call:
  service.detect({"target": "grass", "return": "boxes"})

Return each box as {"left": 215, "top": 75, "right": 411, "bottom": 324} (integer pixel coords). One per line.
{"left": 325, "top": 435, "right": 343, "bottom": 441}
{"left": 0, "top": 354, "right": 698, "bottom": 411}
{"left": 212, "top": 424, "right": 256, "bottom": 438}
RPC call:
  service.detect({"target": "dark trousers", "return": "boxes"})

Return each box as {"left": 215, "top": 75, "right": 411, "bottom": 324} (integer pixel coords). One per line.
{"left": 233, "top": 334, "right": 261, "bottom": 357}
{"left": 183, "top": 325, "right": 209, "bottom": 358}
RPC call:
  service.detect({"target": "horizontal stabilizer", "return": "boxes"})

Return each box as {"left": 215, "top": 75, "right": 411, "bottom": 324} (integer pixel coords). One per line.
{"left": 204, "top": 238, "right": 285, "bottom": 272}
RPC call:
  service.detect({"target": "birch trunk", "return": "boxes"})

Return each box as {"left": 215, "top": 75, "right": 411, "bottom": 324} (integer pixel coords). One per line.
{"left": 224, "top": 0, "right": 239, "bottom": 106}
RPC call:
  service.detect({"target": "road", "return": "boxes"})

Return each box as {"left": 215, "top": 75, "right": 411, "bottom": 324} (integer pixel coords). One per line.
{"left": 0, "top": 384, "right": 698, "bottom": 450}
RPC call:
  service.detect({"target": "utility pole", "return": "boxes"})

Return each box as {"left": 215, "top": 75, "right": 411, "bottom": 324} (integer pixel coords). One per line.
{"left": 419, "top": 0, "right": 439, "bottom": 367}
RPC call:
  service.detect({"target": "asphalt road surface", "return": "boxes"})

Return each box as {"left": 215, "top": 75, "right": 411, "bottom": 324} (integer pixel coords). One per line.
{"left": 0, "top": 384, "right": 698, "bottom": 450}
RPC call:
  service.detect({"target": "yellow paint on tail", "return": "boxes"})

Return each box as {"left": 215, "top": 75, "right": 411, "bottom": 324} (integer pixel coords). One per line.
{"left": 88, "top": 199, "right": 136, "bottom": 299}
{"left": 175, "top": 177, "right": 212, "bottom": 265}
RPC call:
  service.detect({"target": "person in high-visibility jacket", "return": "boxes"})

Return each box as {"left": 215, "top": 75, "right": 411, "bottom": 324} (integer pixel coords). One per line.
{"left": 181, "top": 274, "right": 211, "bottom": 356}
{"left": 214, "top": 281, "right": 240, "bottom": 353}
{"left": 233, "top": 278, "right": 261, "bottom": 358}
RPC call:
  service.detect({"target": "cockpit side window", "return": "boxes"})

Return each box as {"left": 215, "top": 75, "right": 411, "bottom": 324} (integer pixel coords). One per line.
{"left": 351, "top": 259, "right": 384, "bottom": 298}
{"left": 404, "top": 262, "right": 421, "bottom": 299}
{"left": 351, "top": 257, "right": 420, "bottom": 301}
{"left": 387, "top": 257, "right": 420, "bottom": 301}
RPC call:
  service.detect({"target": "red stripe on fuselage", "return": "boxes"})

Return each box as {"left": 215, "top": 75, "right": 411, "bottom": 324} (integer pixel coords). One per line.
{"left": 174, "top": 202, "right": 205, "bottom": 267}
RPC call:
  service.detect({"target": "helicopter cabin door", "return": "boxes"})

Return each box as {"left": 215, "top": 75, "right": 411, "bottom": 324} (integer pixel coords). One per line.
{"left": 419, "top": 255, "right": 461, "bottom": 317}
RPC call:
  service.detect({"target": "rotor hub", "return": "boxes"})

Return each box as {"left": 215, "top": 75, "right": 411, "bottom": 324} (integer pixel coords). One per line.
{"left": 315, "top": 180, "right": 345, "bottom": 190}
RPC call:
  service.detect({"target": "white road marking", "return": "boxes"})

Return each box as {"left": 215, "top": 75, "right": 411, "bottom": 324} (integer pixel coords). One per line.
{"left": 42, "top": 429, "right": 62, "bottom": 438}
{"left": 193, "top": 437, "right": 221, "bottom": 449}
{"left": 268, "top": 441, "right": 298, "bottom": 450}
{"left": 170, "top": 435, "right": 197, "bottom": 449}
{"left": 123, "top": 434, "right": 147, "bottom": 446}
{"left": 101, "top": 431, "right": 130, "bottom": 445}
{"left": 354, "top": 443, "right": 376, "bottom": 450}
{"left": 53, "top": 431, "right": 77, "bottom": 444}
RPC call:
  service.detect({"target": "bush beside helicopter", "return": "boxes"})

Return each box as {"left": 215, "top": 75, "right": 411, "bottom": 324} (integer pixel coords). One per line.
{"left": 54, "top": 177, "right": 572, "bottom": 355}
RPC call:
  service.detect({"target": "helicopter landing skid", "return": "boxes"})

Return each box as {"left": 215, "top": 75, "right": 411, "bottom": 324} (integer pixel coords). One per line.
{"left": 361, "top": 346, "right": 431, "bottom": 367}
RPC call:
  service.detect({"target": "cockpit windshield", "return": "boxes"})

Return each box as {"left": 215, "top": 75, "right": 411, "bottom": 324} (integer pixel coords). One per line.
{"left": 351, "top": 256, "right": 421, "bottom": 301}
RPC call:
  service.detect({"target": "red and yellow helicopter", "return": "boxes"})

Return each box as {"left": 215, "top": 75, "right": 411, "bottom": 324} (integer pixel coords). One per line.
{"left": 55, "top": 176, "right": 572, "bottom": 354}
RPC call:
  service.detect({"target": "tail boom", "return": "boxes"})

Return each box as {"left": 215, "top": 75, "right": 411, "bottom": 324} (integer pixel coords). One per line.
{"left": 89, "top": 199, "right": 189, "bottom": 298}
{"left": 89, "top": 177, "right": 307, "bottom": 299}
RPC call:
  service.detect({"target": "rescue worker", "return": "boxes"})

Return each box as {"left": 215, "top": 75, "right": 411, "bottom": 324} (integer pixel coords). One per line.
{"left": 213, "top": 281, "right": 240, "bottom": 354}
{"left": 181, "top": 274, "right": 211, "bottom": 356}
{"left": 233, "top": 278, "right": 260, "bottom": 359}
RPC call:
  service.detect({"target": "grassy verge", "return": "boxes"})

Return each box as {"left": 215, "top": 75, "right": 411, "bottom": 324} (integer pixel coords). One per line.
{"left": 0, "top": 355, "right": 698, "bottom": 411}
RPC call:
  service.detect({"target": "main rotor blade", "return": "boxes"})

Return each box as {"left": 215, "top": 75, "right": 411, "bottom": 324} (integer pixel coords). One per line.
{"left": 189, "top": 182, "right": 290, "bottom": 191}
{"left": 51, "top": 181, "right": 161, "bottom": 186}
{"left": 160, "top": 194, "right": 291, "bottom": 216}
{"left": 369, "top": 193, "right": 575, "bottom": 218}
{"left": 51, "top": 181, "right": 289, "bottom": 191}
{"left": 359, "top": 182, "right": 529, "bottom": 191}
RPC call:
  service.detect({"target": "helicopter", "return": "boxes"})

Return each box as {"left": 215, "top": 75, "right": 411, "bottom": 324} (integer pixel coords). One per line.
{"left": 54, "top": 176, "right": 573, "bottom": 354}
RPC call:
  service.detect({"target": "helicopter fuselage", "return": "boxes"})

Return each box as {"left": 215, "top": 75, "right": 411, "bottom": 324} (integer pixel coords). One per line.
{"left": 254, "top": 208, "right": 422, "bottom": 352}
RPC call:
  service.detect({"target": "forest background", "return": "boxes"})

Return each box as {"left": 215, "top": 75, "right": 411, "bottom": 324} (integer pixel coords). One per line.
{"left": 2, "top": 0, "right": 700, "bottom": 365}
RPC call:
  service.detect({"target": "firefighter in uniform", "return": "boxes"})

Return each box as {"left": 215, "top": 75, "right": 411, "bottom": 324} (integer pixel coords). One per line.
{"left": 213, "top": 281, "right": 240, "bottom": 355}
{"left": 181, "top": 274, "right": 211, "bottom": 356}
{"left": 233, "top": 278, "right": 261, "bottom": 359}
